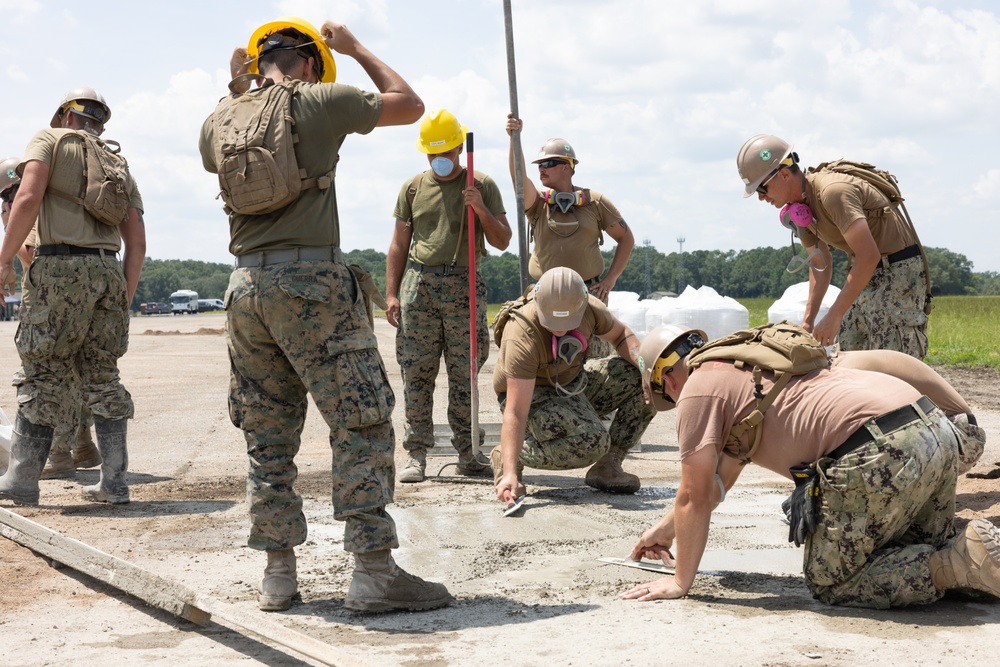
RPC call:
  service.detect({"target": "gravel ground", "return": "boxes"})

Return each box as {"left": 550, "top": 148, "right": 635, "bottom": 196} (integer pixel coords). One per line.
{"left": 1, "top": 313, "right": 998, "bottom": 667}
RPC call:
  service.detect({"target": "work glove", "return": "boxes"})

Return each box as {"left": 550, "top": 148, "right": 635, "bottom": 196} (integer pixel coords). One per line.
{"left": 787, "top": 464, "right": 820, "bottom": 547}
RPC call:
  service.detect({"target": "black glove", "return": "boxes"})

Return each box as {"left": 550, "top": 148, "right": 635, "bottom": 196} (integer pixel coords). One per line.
{"left": 787, "top": 464, "right": 820, "bottom": 547}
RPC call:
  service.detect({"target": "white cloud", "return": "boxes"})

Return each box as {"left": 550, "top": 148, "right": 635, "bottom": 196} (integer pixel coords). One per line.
{"left": 0, "top": 0, "right": 997, "bottom": 273}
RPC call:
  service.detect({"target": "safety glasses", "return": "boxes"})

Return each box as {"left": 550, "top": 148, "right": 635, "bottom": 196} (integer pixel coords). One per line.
{"left": 537, "top": 159, "right": 568, "bottom": 169}
{"left": 756, "top": 168, "right": 780, "bottom": 196}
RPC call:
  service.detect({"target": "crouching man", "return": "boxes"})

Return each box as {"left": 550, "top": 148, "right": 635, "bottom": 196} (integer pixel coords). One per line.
{"left": 623, "top": 324, "right": 999, "bottom": 609}
{"left": 492, "top": 267, "right": 655, "bottom": 507}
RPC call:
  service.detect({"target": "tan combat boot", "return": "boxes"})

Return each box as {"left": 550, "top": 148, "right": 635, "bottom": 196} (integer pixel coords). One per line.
{"left": 40, "top": 450, "right": 76, "bottom": 480}
{"left": 72, "top": 426, "right": 102, "bottom": 469}
{"left": 930, "top": 519, "right": 1000, "bottom": 598}
{"left": 585, "top": 447, "right": 640, "bottom": 494}
{"left": 259, "top": 548, "right": 297, "bottom": 611}
{"left": 398, "top": 449, "right": 427, "bottom": 483}
{"left": 343, "top": 550, "right": 452, "bottom": 613}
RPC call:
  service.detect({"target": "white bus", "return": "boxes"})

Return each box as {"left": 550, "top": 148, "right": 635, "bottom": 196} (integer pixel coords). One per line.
{"left": 169, "top": 289, "right": 199, "bottom": 314}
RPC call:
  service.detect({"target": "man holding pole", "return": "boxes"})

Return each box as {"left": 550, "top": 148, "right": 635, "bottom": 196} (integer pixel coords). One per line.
{"left": 386, "top": 109, "right": 511, "bottom": 483}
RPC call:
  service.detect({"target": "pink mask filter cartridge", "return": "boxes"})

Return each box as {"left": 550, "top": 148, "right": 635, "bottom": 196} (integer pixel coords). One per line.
{"left": 780, "top": 202, "right": 813, "bottom": 230}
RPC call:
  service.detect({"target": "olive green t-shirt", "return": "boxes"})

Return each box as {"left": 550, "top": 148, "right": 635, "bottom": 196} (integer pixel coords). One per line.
{"left": 526, "top": 189, "right": 622, "bottom": 281}
{"left": 392, "top": 168, "right": 505, "bottom": 267}
{"left": 21, "top": 129, "right": 143, "bottom": 251}
{"left": 799, "top": 171, "right": 915, "bottom": 257}
{"left": 493, "top": 295, "right": 616, "bottom": 394}
{"left": 199, "top": 81, "right": 382, "bottom": 255}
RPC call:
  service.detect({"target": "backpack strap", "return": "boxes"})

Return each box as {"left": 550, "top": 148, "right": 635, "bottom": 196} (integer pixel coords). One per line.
{"left": 724, "top": 367, "right": 797, "bottom": 465}
{"left": 45, "top": 131, "right": 87, "bottom": 206}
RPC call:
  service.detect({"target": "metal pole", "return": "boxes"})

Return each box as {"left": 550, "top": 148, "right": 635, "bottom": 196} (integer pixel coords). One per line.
{"left": 467, "top": 132, "right": 480, "bottom": 457}
{"left": 503, "top": 0, "right": 530, "bottom": 293}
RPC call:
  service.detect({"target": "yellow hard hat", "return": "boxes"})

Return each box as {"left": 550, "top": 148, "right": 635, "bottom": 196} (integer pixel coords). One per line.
{"left": 248, "top": 17, "right": 337, "bottom": 83}
{"left": 416, "top": 109, "right": 468, "bottom": 154}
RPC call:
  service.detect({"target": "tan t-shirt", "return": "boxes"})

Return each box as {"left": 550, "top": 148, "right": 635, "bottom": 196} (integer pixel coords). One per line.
{"left": 21, "top": 129, "right": 143, "bottom": 251}
{"left": 832, "top": 349, "right": 969, "bottom": 416}
{"left": 526, "top": 189, "right": 622, "bottom": 281}
{"left": 493, "top": 295, "right": 616, "bottom": 394}
{"left": 798, "top": 170, "right": 915, "bottom": 257}
{"left": 676, "top": 362, "right": 921, "bottom": 479}
{"left": 199, "top": 81, "right": 381, "bottom": 255}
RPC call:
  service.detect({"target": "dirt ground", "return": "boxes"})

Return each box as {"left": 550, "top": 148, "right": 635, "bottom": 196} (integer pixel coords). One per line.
{"left": 1, "top": 313, "right": 998, "bottom": 667}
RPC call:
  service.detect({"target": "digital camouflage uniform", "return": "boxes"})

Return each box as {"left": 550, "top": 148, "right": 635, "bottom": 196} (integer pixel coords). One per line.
{"left": 14, "top": 127, "right": 139, "bottom": 428}
{"left": 393, "top": 170, "right": 502, "bottom": 456}
{"left": 500, "top": 355, "right": 655, "bottom": 470}
{"left": 838, "top": 255, "right": 928, "bottom": 358}
{"left": 225, "top": 261, "right": 397, "bottom": 553}
{"left": 805, "top": 406, "right": 958, "bottom": 609}
{"left": 16, "top": 254, "right": 133, "bottom": 427}
{"left": 396, "top": 269, "right": 489, "bottom": 453}
{"left": 199, "top": 80, "right": 396, "bottom": 554}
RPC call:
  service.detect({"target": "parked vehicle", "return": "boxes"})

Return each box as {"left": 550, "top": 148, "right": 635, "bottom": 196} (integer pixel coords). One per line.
{"left": 198, "top": 298, "right": 225, "bottom": 312}
{"left": 169, "top": 289, "right": 199, "bottom": 315}
{"left": 141, "top": 302, "right": 171, "bottom": 315}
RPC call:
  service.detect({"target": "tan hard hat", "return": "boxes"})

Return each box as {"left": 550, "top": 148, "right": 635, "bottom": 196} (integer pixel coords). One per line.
{"left": 736, "top": 134, "right": 794, "bottom": 198}
{"left": 534, "top": 267, "right": 589, "bottom": 331}
{"left": 639, "top": 324, "right": 708, "bottom": 411}
{"left": 0, "top": 156, "right": 21, "bottom": 197}
{"left": 50, "top": 87, "right": 111, "bottom": 129}
{"left": 533, "top": 138, "right": 578, "bottom": 165}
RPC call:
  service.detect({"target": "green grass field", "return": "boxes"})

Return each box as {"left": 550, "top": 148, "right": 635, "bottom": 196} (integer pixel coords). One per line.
{"left": 741, "top": 296, "right": 1000, "bottom": 369}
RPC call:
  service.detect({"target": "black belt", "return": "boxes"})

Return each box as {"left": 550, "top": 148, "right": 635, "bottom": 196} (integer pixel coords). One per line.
{"left": 235, "top": 246, "right": 343, "bottom": 268}
{"left": 412, "top": 262, "right": 468, "bottom": 275}
{"left": 828, "top": 395, "right": 936, "bottom": 460}
{"left": 36, "top": 244, "right": 114, "bottom": 257}
{"left": 884, "top": 244, "right": 920, "bottom": 265}
{"left": 584, "top": 276, "right": 602, "bottom": 287}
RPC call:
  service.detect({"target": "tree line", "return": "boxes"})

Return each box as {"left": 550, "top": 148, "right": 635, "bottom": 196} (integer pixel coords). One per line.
{"left": 126, "top": 244, "right": 999, "bottom": 309}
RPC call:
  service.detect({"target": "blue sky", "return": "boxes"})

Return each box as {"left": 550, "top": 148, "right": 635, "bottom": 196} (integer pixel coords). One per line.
{"left": 2, "top": 0, "right": 998, "bottom": 273}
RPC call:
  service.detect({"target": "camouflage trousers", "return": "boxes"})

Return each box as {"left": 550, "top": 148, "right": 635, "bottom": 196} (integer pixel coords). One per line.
{"left": 13, "top": 255, "right": 133, "bottom": 428}
{"left": 948, "top": 413, "right": 986, "bottom": 474}
{"left": 396, "top": 268, "right": 489, "bottom": 453}
{"left": 840, "top": 254, "right": 928, "bottom": 359}
{"left": 804, "top": 404, "right": 959, "bottom": 608}
{"left": 500, "top": 356, "right": 656, "bottom": 470}
{"left": 10, "top": 364, "right": 92, "bottom": 456}
{"left": 226, "top": 260, "right": 398, "bottom": 554}
{"left": 50, "top": 403, "right": 94, "bottom": 456}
